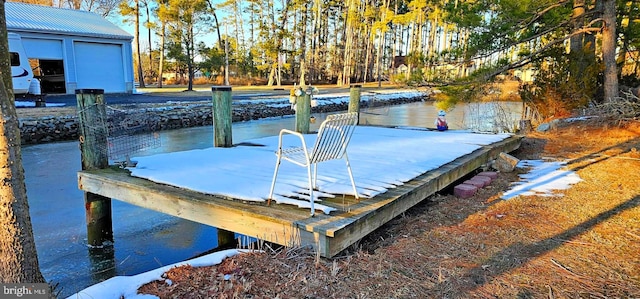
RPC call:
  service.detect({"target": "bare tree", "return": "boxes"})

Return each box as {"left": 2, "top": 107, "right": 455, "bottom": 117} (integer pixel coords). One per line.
{"left": 142, "top": 0, "right": 152, "bottom": 80}
{"left": 602, "top": 0, "right": 618, "bottom": 101}
{"left": 155, "top": 0, "right": 169, "bottom": 87}
{"left": 120, "top": 0, "right": 146, "bottom": 88}
{"left": 134, "top": 0, "right": 145, "bottom": 87}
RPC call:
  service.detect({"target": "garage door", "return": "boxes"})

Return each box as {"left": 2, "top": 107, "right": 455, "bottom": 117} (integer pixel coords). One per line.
{"left": 74, "top": 42, "right": 125, "bottom": 93}
{"left": 22, "top": 38, "right": 63, "bottom": 59}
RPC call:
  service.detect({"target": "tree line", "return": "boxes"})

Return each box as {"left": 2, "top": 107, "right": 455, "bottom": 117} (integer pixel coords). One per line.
{"left": 9, "top": 0, "right": 640, "bottom": 104}
{"left": 123, "top": 0, "right": 635, "bottom": 108}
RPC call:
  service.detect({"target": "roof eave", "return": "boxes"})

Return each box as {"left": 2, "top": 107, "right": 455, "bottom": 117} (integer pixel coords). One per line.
{"left": 7, "top": 27, "right": 133, "bottom": 41}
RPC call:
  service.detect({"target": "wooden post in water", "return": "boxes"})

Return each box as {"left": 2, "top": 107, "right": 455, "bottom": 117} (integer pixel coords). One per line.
{"left": 211, "top": 86, "right": 236, "bottom": 247}
{"left": 76, "top": 89, "right": 113, "bottom": 246}
{"left": 295, "top": 87, "right": 311, "bottom": 134}
{"left": 212, "top": 86, "right": 233, "bottom": 147}
{"left": 349, "top": 84, "right": 361, "bottom": 124}
{"left": 217, "top": 228, "right": 236, "bottom": 249}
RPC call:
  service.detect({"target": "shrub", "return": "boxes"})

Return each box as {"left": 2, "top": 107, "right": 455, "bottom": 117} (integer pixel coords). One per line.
{"left": 520, "top": 48, "right": 602, "bottom": 120}
{"left": 193, "top": 77, "right": 212, "bottom": 85}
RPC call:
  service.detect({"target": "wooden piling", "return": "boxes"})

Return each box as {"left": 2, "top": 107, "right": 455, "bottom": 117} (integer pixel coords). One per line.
{"left": 217, "top": 229, "right": 236, "bottom": 249}
{"left": 349, "top": 84, "right": 361, "bottom": 124}
{"left": 76, "top": 89, "right": 113, "bottom": 246}
{"left": 295, "top": 88, "right": 311, "bottom": 134}
{"left": 212, "top": 86, "right": 233, "bottom": 147}
{"left": 211, "top": 86, "right": 236, "bottom": 248}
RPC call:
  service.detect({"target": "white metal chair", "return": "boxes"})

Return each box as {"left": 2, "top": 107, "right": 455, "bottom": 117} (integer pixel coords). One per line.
{"left": 268, "top": 112, "right": 360, "bottom": 216}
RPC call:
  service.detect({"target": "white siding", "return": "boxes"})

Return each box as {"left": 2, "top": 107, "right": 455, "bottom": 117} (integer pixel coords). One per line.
{"left": 74, "top": 42, "right": 125, "bottom": 93}
{"left": 22, "top": 38, "right": 64, "bottom": 59}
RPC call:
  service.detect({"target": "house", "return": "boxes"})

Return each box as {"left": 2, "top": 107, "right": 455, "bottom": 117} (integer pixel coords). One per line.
{"left": 5, "top": 2, "right": 134, "bottom": 94}
{"left": 391, "top": 56, "right": 408, "bottom": 73}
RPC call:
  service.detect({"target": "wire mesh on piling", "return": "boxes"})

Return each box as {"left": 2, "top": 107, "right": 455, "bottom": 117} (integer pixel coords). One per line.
{"left": 79, "top": 104, "right": 161, "bottom": 164}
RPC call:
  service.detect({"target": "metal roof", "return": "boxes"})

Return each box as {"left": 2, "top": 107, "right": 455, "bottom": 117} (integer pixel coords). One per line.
{"left": 6, "top": 2, "right": 133, "bottom": 40}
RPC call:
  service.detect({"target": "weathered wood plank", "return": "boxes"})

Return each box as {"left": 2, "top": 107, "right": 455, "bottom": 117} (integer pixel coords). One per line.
{"left": 348, "top": 84, "right": 361, "bottom": 124}
{"left": 78, "top": 168, "right": 312, "bottom": 248}
{"left": 212, "top": 86, "right": 233, "bottom": 147}
{"left": 295, "top": 89, "right": 311, "bottom": 134}
{"left": 211, "top": 85, "right": 235, "bottom": 247}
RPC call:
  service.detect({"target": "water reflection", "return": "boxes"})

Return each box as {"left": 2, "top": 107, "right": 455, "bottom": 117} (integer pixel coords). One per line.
{"left": 88, "top": 245, "right": 116, "bottom": 281}
{"left": 358, "top": 101, "right": 524, "bottom": 132}
{"left": 463, "top": 102, "right": 524, "bottom": 133}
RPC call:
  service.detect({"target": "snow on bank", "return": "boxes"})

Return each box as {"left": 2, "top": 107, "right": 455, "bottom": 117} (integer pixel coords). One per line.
{"left": 237, "top": 90, "right": 427, "bottom": 108}
{"left": 501, "top": 160, "right": 582, "bottom": 200}
{"left": 136, "top": 89, "right": 427, "bottom": 113}
{"left": 15, "top": 100, "right": 65, "bottom": 108}
{"left": 66, "top": 249, "right": 247, "bottom": 299}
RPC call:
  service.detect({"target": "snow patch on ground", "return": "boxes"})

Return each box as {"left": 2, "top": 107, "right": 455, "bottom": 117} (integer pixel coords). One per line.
{"left": 501, "top": 160, "right": 582, "bottom": 200}
{"left": 15, "top": 100, "right": 65, "bottom": 108}
{"left": 66, "top": 249, "right": 247, "bottom": 299}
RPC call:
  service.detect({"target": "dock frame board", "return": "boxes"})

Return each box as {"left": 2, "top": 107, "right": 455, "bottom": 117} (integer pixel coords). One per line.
{"left": 78, "top": 135, "right": 522, "bottom": 257}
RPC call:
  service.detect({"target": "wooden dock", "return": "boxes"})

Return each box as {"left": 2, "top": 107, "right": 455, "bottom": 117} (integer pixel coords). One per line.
{"left": 77, "top": 133, "right": 522, "bottom": 258}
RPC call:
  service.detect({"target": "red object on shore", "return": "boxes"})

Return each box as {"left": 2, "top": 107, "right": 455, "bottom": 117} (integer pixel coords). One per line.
{"left": 454, "top": 184, "right": 477, "bottom": 198}
{"left": 463, "top": 180, "right": 484, "bottom": 188}
{"left": 471, "top": 175, "right": 492, "bottom": 187}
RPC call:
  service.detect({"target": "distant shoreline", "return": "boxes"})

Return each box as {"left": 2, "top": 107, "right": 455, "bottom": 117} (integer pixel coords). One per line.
{"left": 19, "top": 91, "right": 428, "bottom": 145}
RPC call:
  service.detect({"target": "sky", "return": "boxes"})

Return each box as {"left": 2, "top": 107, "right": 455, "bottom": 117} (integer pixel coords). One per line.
{"left": 108, "top": 3, "right": 219, "bottom": 54}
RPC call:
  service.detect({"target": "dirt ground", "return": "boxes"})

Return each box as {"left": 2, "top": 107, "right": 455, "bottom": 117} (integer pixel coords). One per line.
{"left": 136, "top": 119, "right": 640, "bottom": 298}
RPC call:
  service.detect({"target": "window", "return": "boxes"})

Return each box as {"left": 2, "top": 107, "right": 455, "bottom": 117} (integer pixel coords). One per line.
{"left": 10, "top": 52, "right": 20, "bottom": 66}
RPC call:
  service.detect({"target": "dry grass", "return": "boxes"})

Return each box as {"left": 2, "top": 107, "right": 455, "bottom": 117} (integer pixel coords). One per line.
{"left": 138, "top": 121, "right": 640, "bottom": 299}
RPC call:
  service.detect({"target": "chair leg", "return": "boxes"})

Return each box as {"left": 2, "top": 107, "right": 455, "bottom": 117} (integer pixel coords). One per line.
{"left": 268, "top": 156, "right": 282, "bottom": 206}
{"left": 312, "top": 163, "right": 318, "bottom": 189}
{"left": 306, "top": 164, "right": 315, "bottom": 216}
{"left": 344, "top": 153, "right": 359, "bottom": 200}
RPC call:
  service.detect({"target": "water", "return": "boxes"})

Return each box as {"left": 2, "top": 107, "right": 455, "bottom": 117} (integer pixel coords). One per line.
{"left": 24, "top": 142, "right": 219, "bottom": 297}
{"left": 23, "top": 101, "right": 522, "bottom": 297}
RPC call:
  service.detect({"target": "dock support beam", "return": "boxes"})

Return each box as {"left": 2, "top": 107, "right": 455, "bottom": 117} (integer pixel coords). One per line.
{"left": 349, "top": 84, "right": 361, "bottom": 124}
{"left": 212, "top": 86, "right": 233, "bottom": 147}
{"left": 295, "top": 87, "right": 311, "bottom": 134}
{"left": 211, "top": 86, "right": 236, "bottom": 248}
{"left": 76, "top": 89, "right": 113, "bottom": 246}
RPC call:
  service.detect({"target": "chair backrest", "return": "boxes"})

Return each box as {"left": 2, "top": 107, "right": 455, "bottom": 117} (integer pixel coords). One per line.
{"left": 309, "top": 112, "right": 358, "bottom": 163}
